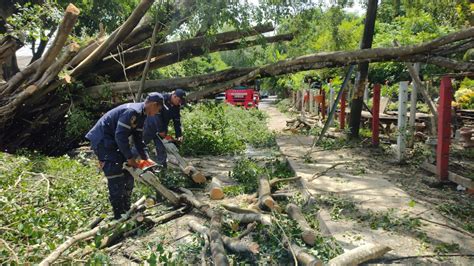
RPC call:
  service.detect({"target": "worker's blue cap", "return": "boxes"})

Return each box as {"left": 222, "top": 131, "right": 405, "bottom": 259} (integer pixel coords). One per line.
{"left": 146, "top": 92, "right": 164, "bottom": 104}
{"left": 174, "top": 89, "right": 186, "bottom": 103}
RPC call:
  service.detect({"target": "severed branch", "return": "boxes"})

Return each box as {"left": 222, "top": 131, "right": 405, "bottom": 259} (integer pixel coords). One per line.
{"left": 39, "top": 197, "right": 146, "bottom": 266}
{"left": 286, "top": 203, "right": 317, "bottom": 246}
{"left": 328, "top": 243, "right": 391, "bottom": 266}
{"left": 258, "top": 175, "right": 276, "bottom": 210}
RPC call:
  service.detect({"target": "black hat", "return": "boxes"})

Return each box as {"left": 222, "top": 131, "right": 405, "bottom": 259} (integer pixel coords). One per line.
{"left": 174, "top": 89, "right": 186, "bottom": 103}
{"left": 146, "top": 92, "right": 164, "bottom": 104}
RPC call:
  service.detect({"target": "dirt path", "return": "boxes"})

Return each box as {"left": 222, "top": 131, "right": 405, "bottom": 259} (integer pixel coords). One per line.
{"left": 260, "top": 98, "right": 474, "bottom": 264}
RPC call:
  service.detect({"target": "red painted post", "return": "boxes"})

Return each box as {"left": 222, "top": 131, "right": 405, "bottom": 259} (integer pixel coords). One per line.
{"left": 321, "top": 89, "right": 326, "bottom": 119}
{"left": 340, "top": 89, "right": 346, "bottom": 129}
{"left": 437, "top": 77, "right": 452, "bottom": 181}
{"left": 372, "top": 84, "right": 381, "bottom": 146}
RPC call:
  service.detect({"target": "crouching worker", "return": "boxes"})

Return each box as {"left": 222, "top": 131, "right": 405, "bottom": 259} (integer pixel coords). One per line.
{"left": 143, "top": 89, "right": 186, "bottom": 168}
{"left": 85, "top": 93, "right": 164, "bottom": 219}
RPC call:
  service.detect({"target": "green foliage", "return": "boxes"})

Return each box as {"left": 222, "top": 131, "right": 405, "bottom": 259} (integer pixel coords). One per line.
{"left": 6, "top": 2, "right": 62, "bottom": 42}
{"left": 230, "top": 157, "right": 263, "bottom": 193}
{"left": 0, "top": 151, "right": 109, "bottom": 264}
{"left": 276, "top": 98, "right": 293, "bottom": 113}
{"left": 437, "top": 202, "right": 474, "bottom": 233}
{"left": 454, "top": 78, "right": 474, "bottom": 109}
{"left": 358, "top": 209, "right": 421, "bottom": 232}
{"left": 316, "top": 193, "right": 357, "bottom": 220}
{"left": 250, "top": 212, "right": 343, "bottom": 264}
{"left": 65, "top": 108, "right": 94, "bottom": 140}
{"left": 180, "top": 103, "right": 275, "bottom": 156}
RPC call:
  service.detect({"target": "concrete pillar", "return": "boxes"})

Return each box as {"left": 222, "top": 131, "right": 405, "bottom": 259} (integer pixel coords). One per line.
{"left": 397, "top": 81, "right": 409, "bottom": 162}
{"left": 309, "top": 89, "right": 314, "bottom": 114}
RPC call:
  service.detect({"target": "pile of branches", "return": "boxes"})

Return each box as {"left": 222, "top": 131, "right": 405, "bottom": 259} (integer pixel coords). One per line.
{"left": 1, "top": 0, "right": 473, "bottom": 155}
{"left": 0, "top": 0, "right": 293, "bottom": 154}
{"left": 284, "top": 114, "right": 321, "bottom": 133}
{"left": 39, "top": 167, "right": 391, "bottom": 265}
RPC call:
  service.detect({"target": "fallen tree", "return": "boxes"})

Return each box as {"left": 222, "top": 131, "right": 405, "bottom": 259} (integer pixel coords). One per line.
{"left": 0, "top": 0, "right": 291, "bottom": 155}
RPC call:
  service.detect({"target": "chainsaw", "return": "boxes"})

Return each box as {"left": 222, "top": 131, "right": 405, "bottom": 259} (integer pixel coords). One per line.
{"left": 123, "top": 161, "right": 180, "bottom": 205}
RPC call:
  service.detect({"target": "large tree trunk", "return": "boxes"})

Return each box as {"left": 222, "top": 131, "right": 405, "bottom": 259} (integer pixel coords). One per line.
{"left": 349, "top": 0, "right": 378, "bottom": 139}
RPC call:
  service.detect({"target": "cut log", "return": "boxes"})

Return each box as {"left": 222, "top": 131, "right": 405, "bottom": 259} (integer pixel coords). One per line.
{"left": 179, "top": 188, "right": 214, "bottom": 218}
{"left": 147, "top": 205, "right": 190, "bottom": 224}
{"left": 209, "top": 211, "right": 229, "bottom": 266}
{"left": 39, "top": 196, "right": 146, "bottom": 266}
{"left": 269, "top": 176, "right": 300, "bottom": 188}
{"left": 222, "top": 204, "right": 260, "bottom": 214}
{"left": 124, "top": 165, "right": 181, "bottom": 206}
{"left": 221, "top": 235, "right": 259, "bottom": 255}
{"left": 163, "top": 140, "right": 206, "bottom": 184}
{"left": 188, "top": 220, "right": 211, "bottom": 266}
{"left": 188, "top": 220, "right": 259, "bottom": 256}
{"left": 208, "top": 177, "right": 224, "bottom": 200}
{"left": 229, "top": 213, "right": 272, "bottom": 226}
{"left": 258, "top": 175, "right": 276, "bottom": 210}
{"left": 328, "top": 243, "right": 391, "bottom": 266}
{"left": 286, "top": 203, "right": 317, "bottom": 245}
{"left": 289, "top": 242, "right": 322, "bottom": 266}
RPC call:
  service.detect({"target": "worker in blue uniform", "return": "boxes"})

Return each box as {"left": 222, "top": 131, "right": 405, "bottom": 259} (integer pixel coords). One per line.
{"left": 143, "top": 89, "right": 186, "bottom": 168}
{"left": 86, "top": 93, "right": 164, "bottom": 219}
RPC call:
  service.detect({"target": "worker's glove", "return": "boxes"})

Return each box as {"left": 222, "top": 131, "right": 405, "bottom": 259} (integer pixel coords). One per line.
{"left": 127, "top": 158, "right": 140, "bottom": 168}
{"left": 138, "top": 159, "right": 157, "bottom": 169}
{"left": 176, "top": 136, "right": 184, "bottom": 143}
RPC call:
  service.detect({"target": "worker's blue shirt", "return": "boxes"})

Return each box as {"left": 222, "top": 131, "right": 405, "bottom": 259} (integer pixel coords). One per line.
{"left": 143, "top": 93, "right": 182, "bottom": 143}
{"left": 86, "top": 103, "right": 149, "bottom": 162}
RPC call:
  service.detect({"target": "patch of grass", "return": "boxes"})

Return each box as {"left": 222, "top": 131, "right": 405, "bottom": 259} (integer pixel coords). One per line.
{"left": 0, "top": 151, "right": 110, "bottom": 264}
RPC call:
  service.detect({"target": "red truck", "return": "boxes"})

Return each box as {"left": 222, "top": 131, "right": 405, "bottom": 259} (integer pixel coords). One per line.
{"left": 225, "top": 83, "right": 260, "bottom": 109}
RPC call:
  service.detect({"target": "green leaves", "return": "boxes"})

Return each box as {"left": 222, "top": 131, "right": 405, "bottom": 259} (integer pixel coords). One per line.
{"left": 0, "top": 151, "right": 109, "bottom": 264}
{"left": 179, "top": 103, "right": 275, "bottom": 156}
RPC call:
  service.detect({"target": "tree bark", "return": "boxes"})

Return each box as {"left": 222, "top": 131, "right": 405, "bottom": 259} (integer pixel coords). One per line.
{"left": 71, "top": 0, "right": 154, "bottom": 77}
{"left": 208, "top": 177, "right": 224, "bottom": 200}
{"left": 124, "top": 165, "right": 181, "bottom": 206}
{"left": 286, "top": 203, "right": 317, "bottom": 246}
{"left": 328, "top": 243, "right": 391, "bottom": 266}
{"left": 209, "top": 211, "right": 230, "bottom": 266}
{"left": 258, "top": 175, "right": 276, "bottom": 210}
{"left": 349, "top": 0, "right": 378, "bottom": 138}
{"left": 33, "top": 4, "right": 80, "bottom": 81}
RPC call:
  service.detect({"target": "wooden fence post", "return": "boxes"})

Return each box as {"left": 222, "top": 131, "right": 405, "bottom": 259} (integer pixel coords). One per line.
{"left": 372, "top": 84, "right": 381, "bottom": 146}
{"left": 340, "top": 89, "right": 346, "bottom": 130}
{"left": 437, "top": 77, "right": 452, "bottom": 181}
{"left": 397, "top": 81, "right": 409, "bottom": 162}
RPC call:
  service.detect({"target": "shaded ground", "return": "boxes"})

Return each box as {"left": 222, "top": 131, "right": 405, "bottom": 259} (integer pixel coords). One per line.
{"left": 261, "top": 97, "right": 474, "bottom": 264}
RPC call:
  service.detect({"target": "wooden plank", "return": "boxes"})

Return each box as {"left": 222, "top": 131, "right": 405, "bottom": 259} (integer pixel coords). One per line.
{"left": 420, "top": 162, "right": 473, "bottom": 189}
